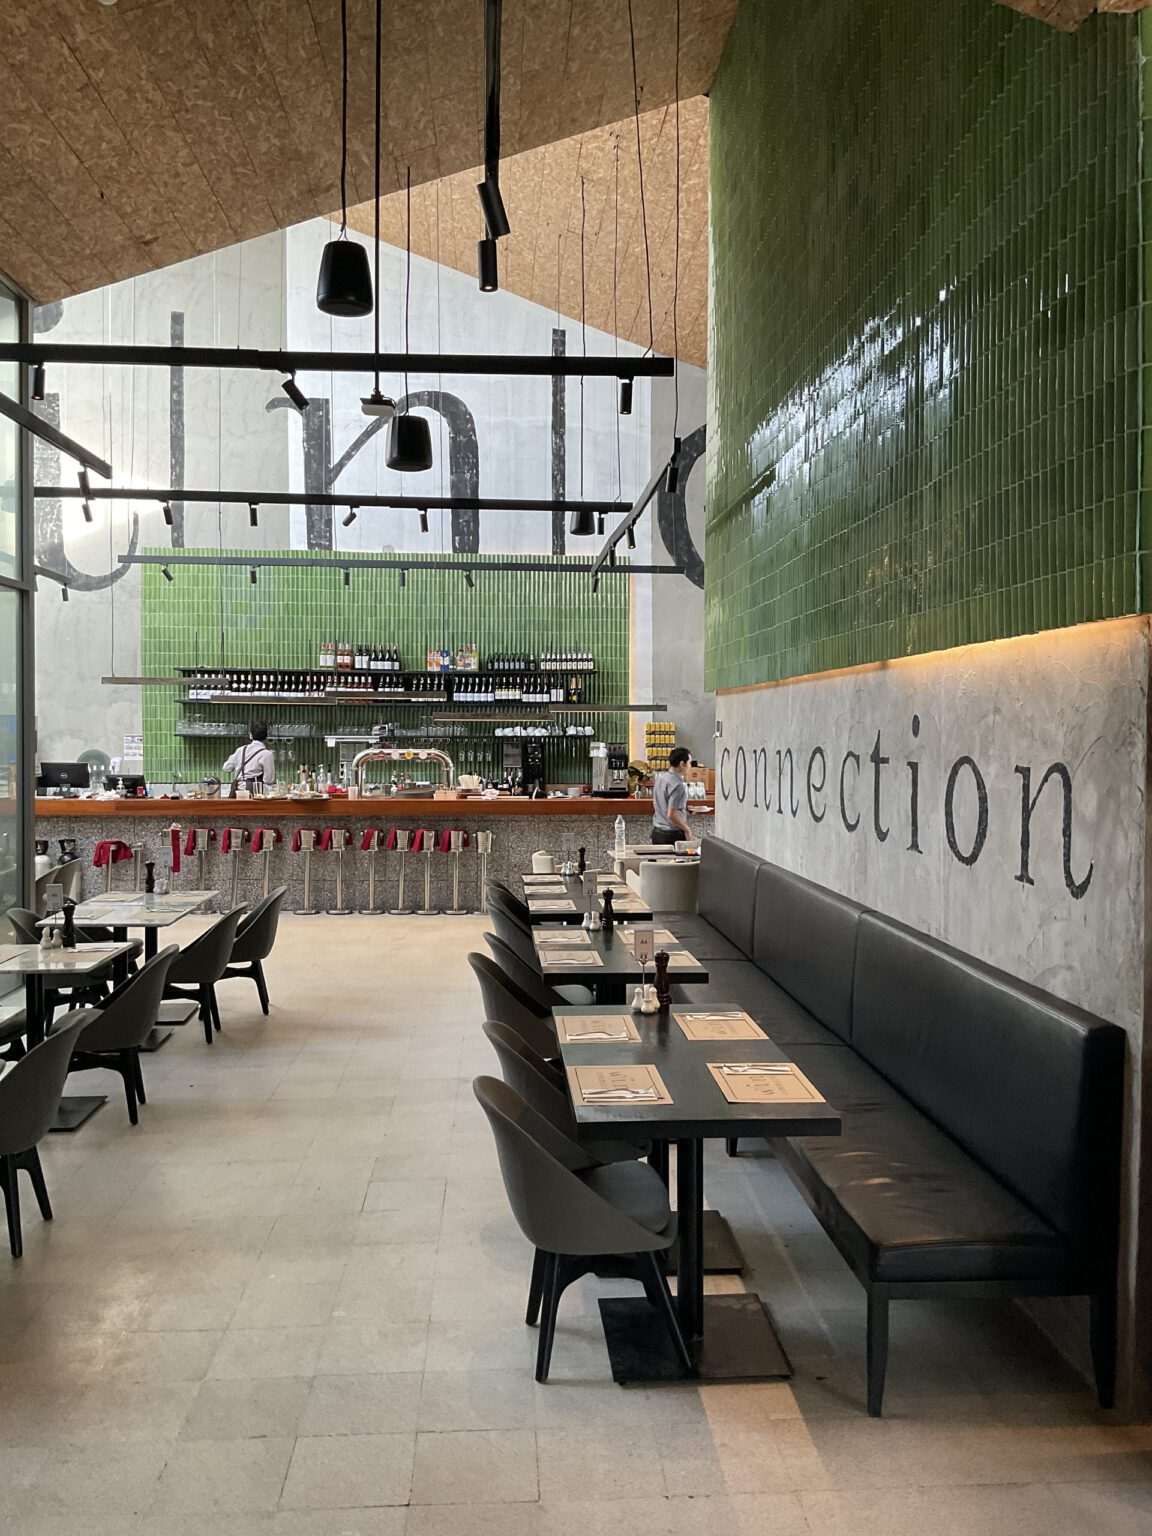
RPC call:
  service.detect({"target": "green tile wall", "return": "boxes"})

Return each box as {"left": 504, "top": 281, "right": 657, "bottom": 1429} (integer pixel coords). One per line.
{"left": 140, "top": 550, "right": 629, "bottom": 785}
{"left": 706, "top": 0, "right": 1145, "bottom": 689}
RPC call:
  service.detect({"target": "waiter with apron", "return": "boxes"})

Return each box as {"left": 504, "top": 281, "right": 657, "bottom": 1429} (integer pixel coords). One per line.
{"left": 651, "top": 746, "right": 693, "bottom": 845}
{"left": 222, "top": 722, "right": 276, "bottom": 794}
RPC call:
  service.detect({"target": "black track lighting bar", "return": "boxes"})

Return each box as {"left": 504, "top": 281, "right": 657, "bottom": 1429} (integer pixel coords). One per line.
{"left": 120, "top": 553, "right": 684, "bottom": 577}
{"left": 43, "top": 486, "right": 630, "bottom": 516}
{"left": 591, "top": 455, "right": 670, "bottom": 576}
{"left": 0, "top": 343, "right": 672, "bottom": 381}
{"left": 0, "top": 389, "right": 113, "bottom": 477}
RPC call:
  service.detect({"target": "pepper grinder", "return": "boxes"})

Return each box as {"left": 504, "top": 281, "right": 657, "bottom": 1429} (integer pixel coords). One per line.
{"left": 654, "top": 950, "right": 672, "bottom": 1010}
{"left": 60, "top": 898, "right": 77, "bottom": 950}
{"left": 577, "top": 845, "right": 587, "bottom": 875}
{"left": 144, "top": 860, "right": 156, "bottom": 895}
{"left": 601, "top": 887, "right": 615, "bottom": 936}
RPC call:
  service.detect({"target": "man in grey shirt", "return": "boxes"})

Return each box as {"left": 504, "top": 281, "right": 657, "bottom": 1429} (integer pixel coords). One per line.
{"left": 652, "top": 746, "right": 692, "bottom": 845}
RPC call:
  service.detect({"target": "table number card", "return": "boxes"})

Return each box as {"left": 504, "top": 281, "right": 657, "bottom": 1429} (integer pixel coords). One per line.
{"left": 706, "top": 1061, "right": 825, "bottom": 1104}
{"left": 568, "top": 1064, "right": 673, "bottom": 1105}
{"left": 675, "top": 1012, "right": 768, "bottom": 1041}
{"left": 631, "top": 927, "right": 655, "bottom": 967}
{"left": 556, "top": 1014, "right": 642, "bottom": 1043}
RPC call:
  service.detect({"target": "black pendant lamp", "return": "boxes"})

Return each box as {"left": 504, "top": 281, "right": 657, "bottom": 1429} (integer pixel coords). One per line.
{"left": 569, "top": 506, "right": 595, "bottom": 536}
{"left": 386, "top": 166, "right": 433, "bottom": 474}
{"left": 317, "top": 0, "right": 373, "bottom": 317}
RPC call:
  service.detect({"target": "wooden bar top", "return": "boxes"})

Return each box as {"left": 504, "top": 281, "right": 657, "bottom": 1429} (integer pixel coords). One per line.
{"left": 36, "top": 795, "right": 714, "bottom": 820}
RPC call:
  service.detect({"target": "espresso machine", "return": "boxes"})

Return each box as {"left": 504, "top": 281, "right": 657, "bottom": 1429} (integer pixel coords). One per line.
{"left": 590, "top": 741, "right": 630, "bottom": 797}
{"left": 520, "top": 738, "right": 547, "bottom": 798}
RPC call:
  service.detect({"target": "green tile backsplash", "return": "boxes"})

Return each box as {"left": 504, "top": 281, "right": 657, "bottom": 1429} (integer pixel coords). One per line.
{"left": 705, "top": 0, "right": 1145, "bottom": 689}
{"left": 140, "top": 550, "right": 629, "bottom": 785}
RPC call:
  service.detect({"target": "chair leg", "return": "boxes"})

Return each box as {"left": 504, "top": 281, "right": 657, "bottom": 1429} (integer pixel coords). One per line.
{"left": 1091, "top": 1287, "right": 1118, "bottom": 1410}
{"left": 120, "top": 1051, "right": 139, "bottom": 1126}
{"left": 648, "top": 1141, "right": 669, "bottom": 1187}
{"left": 535, "top": 1252, "right": 561, "bottom": 1383}
{"left": 725, "top": 1138, "right": 740, "bottom": 1157}
{"left": 866, "top": 1287, "right": 890, "bottom": 1417}
{"left": 254, "top": 960, "right": 270, "bottom": 1016}
{"left": 526, "top": 1247, "right": 546, "bottom": 1326}
{"left": 200, "top": 985, "right": 213, "bottom": 1045}
{"left": 24, "top": 1148, "right": 52, "bottom": 1221}
{"left": 3, "top": 1154, "right": 21, "bottom": 1259}
{"left": 641, "top": 1250, "right": 694, "bottom": 1372}
{"left": 132, "top": 1051, "right": 147, "bottom": 1104}
{"left": 210, "top": 986, "right": 222, "bottom": 1033}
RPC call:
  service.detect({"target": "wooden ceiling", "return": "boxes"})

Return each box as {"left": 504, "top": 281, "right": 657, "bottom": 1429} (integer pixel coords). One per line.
{"left": 346, "top": 96, "right": 709, "bottom": 365}
{"left": 998, "top": 0, "right": 1152, "bottom": 26}
{"left": 0, "top": 0, "right": 737, "bottom": 304}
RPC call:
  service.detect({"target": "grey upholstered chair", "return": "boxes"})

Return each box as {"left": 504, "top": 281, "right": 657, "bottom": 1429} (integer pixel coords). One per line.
{"left": 0, "top": 1015, "right": 92, "bottom": 1257}
{"left": 468, "top": 952, "right": 559, "bottom": 1062}
{"left": 486, "top": 892, "right": 538, "bottom": 958}
{"left": 473, "top": 1075, "right": 690, "bottom": 1382}
{"left": 482, "top": 931, "right": 595, "bottom": 1012}
{"left": 164, "top": 906, "right": 246, "bottom": 1043}
{"left": 485, "top": 882, "right": 533, "bottom": 927}
{"left": 221, "top": 886, "right": 287, "bottom": 1015}
{"left": 56, "top": 945, "right": 178, "bottom": 1125}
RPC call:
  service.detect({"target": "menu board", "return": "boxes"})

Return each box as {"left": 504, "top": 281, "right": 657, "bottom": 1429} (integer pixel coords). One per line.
{"left": 674, "top": 1011, "right": 767, "bottom": 1041}
{"left": 556, "top": 1014, "right": 642, "bottom": 1043}
{"left": 568, "top": 1063, "right": 673, "bottom": 1105}
{"left": 538, "top": 948, "right": 603, "bottom": 968}
{"left": 706, "top": 1062, "right": 825, "bottom": 1104}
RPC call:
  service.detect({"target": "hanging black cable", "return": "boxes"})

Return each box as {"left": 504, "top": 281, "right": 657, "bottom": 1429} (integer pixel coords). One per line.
{"left": 570, "top": 178, "right": 594, "bottom": 538}
{"left": 361, "top": 0, "right": 394, "bottom": 416}
{"left": 665, "top": 0, "right": 682, "bottom": 495}
{"left": 627, "top": 0, "right": 655, "bottom": 356}
{"left": 387, "top": 167, "right": 433, "bottom": 471}
{"left": 317, "top": 0, "right": 373, "bottom": 316}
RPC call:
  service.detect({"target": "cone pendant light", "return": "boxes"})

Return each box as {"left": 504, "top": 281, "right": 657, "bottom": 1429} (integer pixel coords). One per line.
{"left": 317, "top": 0, "right": 373, "bottom": 317}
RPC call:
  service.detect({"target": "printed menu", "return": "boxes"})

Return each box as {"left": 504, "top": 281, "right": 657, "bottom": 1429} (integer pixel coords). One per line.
{"left": 706, "top": 1061, "right": 825, "bottom": 1104}
{"left": 568, "top": 1063, "right": 673, "bottom": 1105}
{"left": 674, "top": 1011, "right": 768, "bottom": 1041}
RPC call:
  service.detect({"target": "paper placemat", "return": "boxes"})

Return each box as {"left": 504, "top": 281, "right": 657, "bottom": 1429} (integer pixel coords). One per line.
{"left": 533, "top": 930, "right": 591, "bottom": 947}
{"left": 0, "top": 944, "right": 30, "bottom": 965}
{"left": 707, "top": 1061, "right": 825, "bottom": 1104}
{"left": 568, "top": 1063, "right": 673, "bottom": 1105}
{"left": 663, "top": 951, "right": 701, "bottom": 968}
{"left": 539, "top": 949, "right": 603, "bottom": 968}
{"left": 675, "top": 1011, "right": 767, "bottom": 1041}
{"left": 528, "top": 897, "right": 576, "bottom": 911}
{"left": 622, "top": 928, "right": 681, "bottom": 949}
{"left": 556, "top": 1013, "right": 642, "bottom": 1043}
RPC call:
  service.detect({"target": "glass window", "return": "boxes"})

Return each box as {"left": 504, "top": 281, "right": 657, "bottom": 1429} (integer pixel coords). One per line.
{"left": 0, "top": 290, "right": 17, "bottom": 581}
{"left": 0, "top": 587, "right": 20, "bottom": 968}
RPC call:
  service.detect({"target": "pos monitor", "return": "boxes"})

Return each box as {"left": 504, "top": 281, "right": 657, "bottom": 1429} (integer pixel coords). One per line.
{"left": 37, "top": 762, "right": 91, "bottom": 791}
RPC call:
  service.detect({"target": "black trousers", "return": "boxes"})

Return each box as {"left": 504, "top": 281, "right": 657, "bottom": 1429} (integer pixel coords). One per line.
{"left": 650, "top": 826, "right": 681, "bottom": 845}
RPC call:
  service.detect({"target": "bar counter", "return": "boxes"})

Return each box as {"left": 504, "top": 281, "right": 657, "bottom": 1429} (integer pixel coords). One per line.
{"left": 35, "top": 796, "right": 714, "bottom": 914}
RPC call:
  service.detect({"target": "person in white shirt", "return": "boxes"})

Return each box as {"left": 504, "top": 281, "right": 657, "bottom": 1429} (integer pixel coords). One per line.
{"left": 223, "top": 723, "right": 275, "bottom": 790}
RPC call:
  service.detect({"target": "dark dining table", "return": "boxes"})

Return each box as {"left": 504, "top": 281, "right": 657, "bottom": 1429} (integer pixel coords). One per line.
{"left": 556, "top": 1002, "right": 841, "bottom": 1383}
{"left": 0, "top": 941, "right": 138, "bottom": 1130}
{"left": 534, "top": 924, "right": 708, "bottom": 1004}
{"left": 521, "top": 872, "right": 653, "bottom": 925}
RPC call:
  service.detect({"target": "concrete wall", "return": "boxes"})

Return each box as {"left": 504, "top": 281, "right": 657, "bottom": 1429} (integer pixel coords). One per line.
{"left": 33, "top": 220, "right": 707, "bottom": 770}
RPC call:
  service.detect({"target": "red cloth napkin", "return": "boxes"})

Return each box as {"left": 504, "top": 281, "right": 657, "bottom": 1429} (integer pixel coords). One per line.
{"left": 385, "top": 829, "right": 399, "bottom": 851}
{"left": 169, "top": 824, "right": 181, "bottom": 875}
{"left": 250, "top": 828, "right": 283, "bottom": 854}
{"left": 92, "top": 839, "right": 133, "bottom": 868}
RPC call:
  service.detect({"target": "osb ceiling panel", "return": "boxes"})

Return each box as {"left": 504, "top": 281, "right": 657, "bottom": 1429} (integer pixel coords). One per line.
{"left": 0, "top": 0, "right": 738, "bottom": 303}
{"left": 997, "top": 0, "right": 1152, "bottom": 27}
{"left": 346, "top": 96, "right": 709, "bottom": 366}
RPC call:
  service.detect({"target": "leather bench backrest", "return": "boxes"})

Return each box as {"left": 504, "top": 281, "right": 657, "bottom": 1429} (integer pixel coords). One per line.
{"left": 852, "top": 913, "right": 1124, "bottom": 1251}
{"left": 752, "top": 863, "right": 863, "bottom": 1042}
{"left": 697, "top": 837, "right": 763, "bottom": 958}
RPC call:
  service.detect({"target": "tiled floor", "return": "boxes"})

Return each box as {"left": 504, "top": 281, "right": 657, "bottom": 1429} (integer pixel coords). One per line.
{"left": 2, "top": 913, "right": 1150, "bottom": 1535}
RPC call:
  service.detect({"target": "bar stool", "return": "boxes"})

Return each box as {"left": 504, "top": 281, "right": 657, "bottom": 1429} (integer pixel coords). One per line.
{"left": 251, "top": 827, "right": 282, "bottom": 898}
{"left": 184, "top": 828, "right": 215, "bottom": 892}
{"left": 388, "top": 828, "right": 414, "bottom": 915}
{"left": 359, "top": 829, "right": 386, "bottom": 914}
{"left": 413, "top": 827, "right": 439, "bottom": 916}
{"left": 475, "top": 830, "right": 494, "bottom": 913}
{"left": 442, "top": 828, "right": 470, "bottom": 916}
{"left": 92, "top": 840, "right": 133, "bottom": 894}
{"left": 321, "top": 827, "right": 353, "bottom": 915}
{"left": 220, "top": 826, "right": 249, "bottom": 907}
{"left": 291, "top": 828, "right": 320, "bottom": 914}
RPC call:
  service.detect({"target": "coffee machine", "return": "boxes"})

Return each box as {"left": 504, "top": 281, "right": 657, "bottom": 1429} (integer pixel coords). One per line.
{"left": 590, "top": 741, "right": 629, "bottom": 797}
{"left": 520, "top": 737, "right": 547, "bottom": 798}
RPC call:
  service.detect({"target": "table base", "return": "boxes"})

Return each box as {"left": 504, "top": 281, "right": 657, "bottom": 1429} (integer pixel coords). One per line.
{"left": 676, "top": 1211, "right": 743, "bottom": 1275}
{"left": 599, "top": 1293, "right": 792, "bottom": 1384}
{"left": 139, "top": 1028, "right": 174, "bottom": 1053}
{"left": 50, "top": 1095, "right": 108, "bottom": 1133}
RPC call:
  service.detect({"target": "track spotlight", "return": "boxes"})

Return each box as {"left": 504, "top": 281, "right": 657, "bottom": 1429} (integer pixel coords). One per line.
{"left": 162, "top": 501, "right": 173, "bottom": 526}
{"left": 596, "top": 513, "right": 605, "bottom": 535}
{"left": 343, "top": 567, "right": 351, "bottom": 588}
{"left": 249, "top": 502, "right": 259, "bottom": 528}
{"left": 31, "top": 362, "right": 45, "bottom": 401}
{"left": 342, "top": 505, "right": 358, "bottom": 527}
{"left": 281, "top": 372, "right": 309, "bottom": 412}
{"left": 78, "top": 468, "right": 92, "bottom": 499}
{"left": 464, "top": 569, "right": 475, "bottom": 590}
{"left": 249, "top": 566, "right": 258, "bottom": 585}
{"left": 569, "top": 506, "right": 595, "bottom": 537}
{"left": 399, "top": 568, "right": 407, "bottom": 588}
{"left": 609, "top": 545, "right": 618, "bottom": 567}
{"left": 592, "top": 574, "right": 601, "bottom": 595}
{"left": 626, "top": 524, "right": 636, "bottom": 550}
{"left": 477, "top": 177, "right": 511, "bottom": 240}
{"left": 477, "top": 237, "right": 499, "bottom": 293}
{"left": 665, "top": 436, "right": 682, "bottom": 495}
{"left": 82, "top": 500, "right": 93, "bottom": 523}
{"left": 418, "top": 507, "right": 429, "bottom": 534}
{"left": 61, "top": 584, "right": 69, "bottom": 603}
{"left": 619, "top": 377, "right": 633, "bottom": 415}
{"left": 161, "top": 565, "right": 174, "bottom": 583}
{"left": 386, "top": 412, "right": 433, "bottom": 473}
